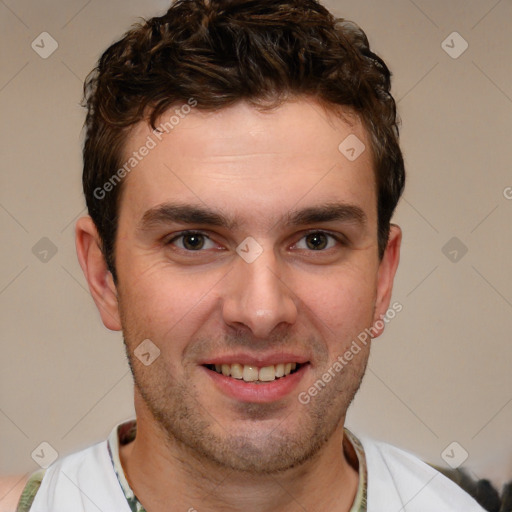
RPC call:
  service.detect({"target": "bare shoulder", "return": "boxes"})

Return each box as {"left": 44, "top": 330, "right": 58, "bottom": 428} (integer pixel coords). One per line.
{"left": 0, "top": 475, "right": 29, "bottom": 512}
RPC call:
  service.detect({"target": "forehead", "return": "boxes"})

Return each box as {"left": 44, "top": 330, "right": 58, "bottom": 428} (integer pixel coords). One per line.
{"left": 118, "top": 99, "right": 376, "bottom": 230}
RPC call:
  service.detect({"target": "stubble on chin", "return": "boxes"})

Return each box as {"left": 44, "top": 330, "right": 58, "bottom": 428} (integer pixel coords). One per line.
{"left": 124, "top": 333, "right": 369, "bottom": 475}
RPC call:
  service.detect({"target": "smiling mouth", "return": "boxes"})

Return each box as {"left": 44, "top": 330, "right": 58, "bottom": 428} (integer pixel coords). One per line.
{"left": 203, "top": 362, "right": 304, "bottom": 383}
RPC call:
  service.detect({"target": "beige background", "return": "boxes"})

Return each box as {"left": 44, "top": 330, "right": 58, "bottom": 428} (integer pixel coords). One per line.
{"left": 1, "top": 0, "right": 511, "bottom": 493}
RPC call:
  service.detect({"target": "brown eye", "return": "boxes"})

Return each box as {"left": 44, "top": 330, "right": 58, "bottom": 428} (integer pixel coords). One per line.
{"left": 305, "top": 232, "right": 329, "bottom": 250}
{"left": 182, "top": 234, "right": 205, "bottom": 250}
{"left": 168, "top": 232, "right": 215, "bottom": 251}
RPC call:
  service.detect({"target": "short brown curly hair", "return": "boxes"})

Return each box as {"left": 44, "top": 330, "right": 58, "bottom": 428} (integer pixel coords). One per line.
{"left": 82, "top": 0, "right": 405, "bottom": 281}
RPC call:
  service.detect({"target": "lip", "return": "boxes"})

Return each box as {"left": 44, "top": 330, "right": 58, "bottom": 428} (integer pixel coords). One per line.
{"left": 201, "top": 363, "right": 310, "bottom": 403}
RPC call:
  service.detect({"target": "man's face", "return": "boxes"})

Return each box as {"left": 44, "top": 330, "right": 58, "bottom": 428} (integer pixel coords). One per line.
{"left": 110, "top": 99, "right": 397, "bottom": 473}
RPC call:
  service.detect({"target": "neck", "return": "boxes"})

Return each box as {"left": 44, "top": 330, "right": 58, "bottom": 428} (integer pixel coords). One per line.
{"left": 120, "top": 401, "right": 359, "bottom": 512}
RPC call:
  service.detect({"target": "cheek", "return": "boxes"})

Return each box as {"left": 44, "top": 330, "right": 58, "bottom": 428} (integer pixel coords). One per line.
{"left": 294, "top": 265, "right": 377, "bottom": 339}
{"left": 118, "top": 261, "right": 222, "bottom": 342}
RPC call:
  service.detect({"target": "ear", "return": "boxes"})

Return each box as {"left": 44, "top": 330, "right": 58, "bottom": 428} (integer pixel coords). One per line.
{"left": 371, "top": 224, "right": 402, "bottom": 338}
{"left": 75, "top": 216, "right": 122, "bottom": 331}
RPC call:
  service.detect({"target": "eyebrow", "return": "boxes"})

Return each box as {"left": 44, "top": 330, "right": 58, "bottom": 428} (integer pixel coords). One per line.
{"left": 286, "top": 203, "right": 367, "bottom": 227}
{"left": 137, "top": 201, "right": 367, "bottom": 233}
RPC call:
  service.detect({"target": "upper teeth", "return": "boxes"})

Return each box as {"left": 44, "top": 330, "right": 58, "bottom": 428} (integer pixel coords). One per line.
{"left": 213, "top": 363, "right": 298, "bottom": 382}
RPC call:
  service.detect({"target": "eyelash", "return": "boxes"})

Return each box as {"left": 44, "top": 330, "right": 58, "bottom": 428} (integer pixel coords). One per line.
{"left": 165, "top": 230, "right": 347, "bottom": 251}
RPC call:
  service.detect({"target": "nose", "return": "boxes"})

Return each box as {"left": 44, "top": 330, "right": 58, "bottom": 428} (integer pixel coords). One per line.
{"left": 221, "top": 246, "right": 298, "bottom": 339}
